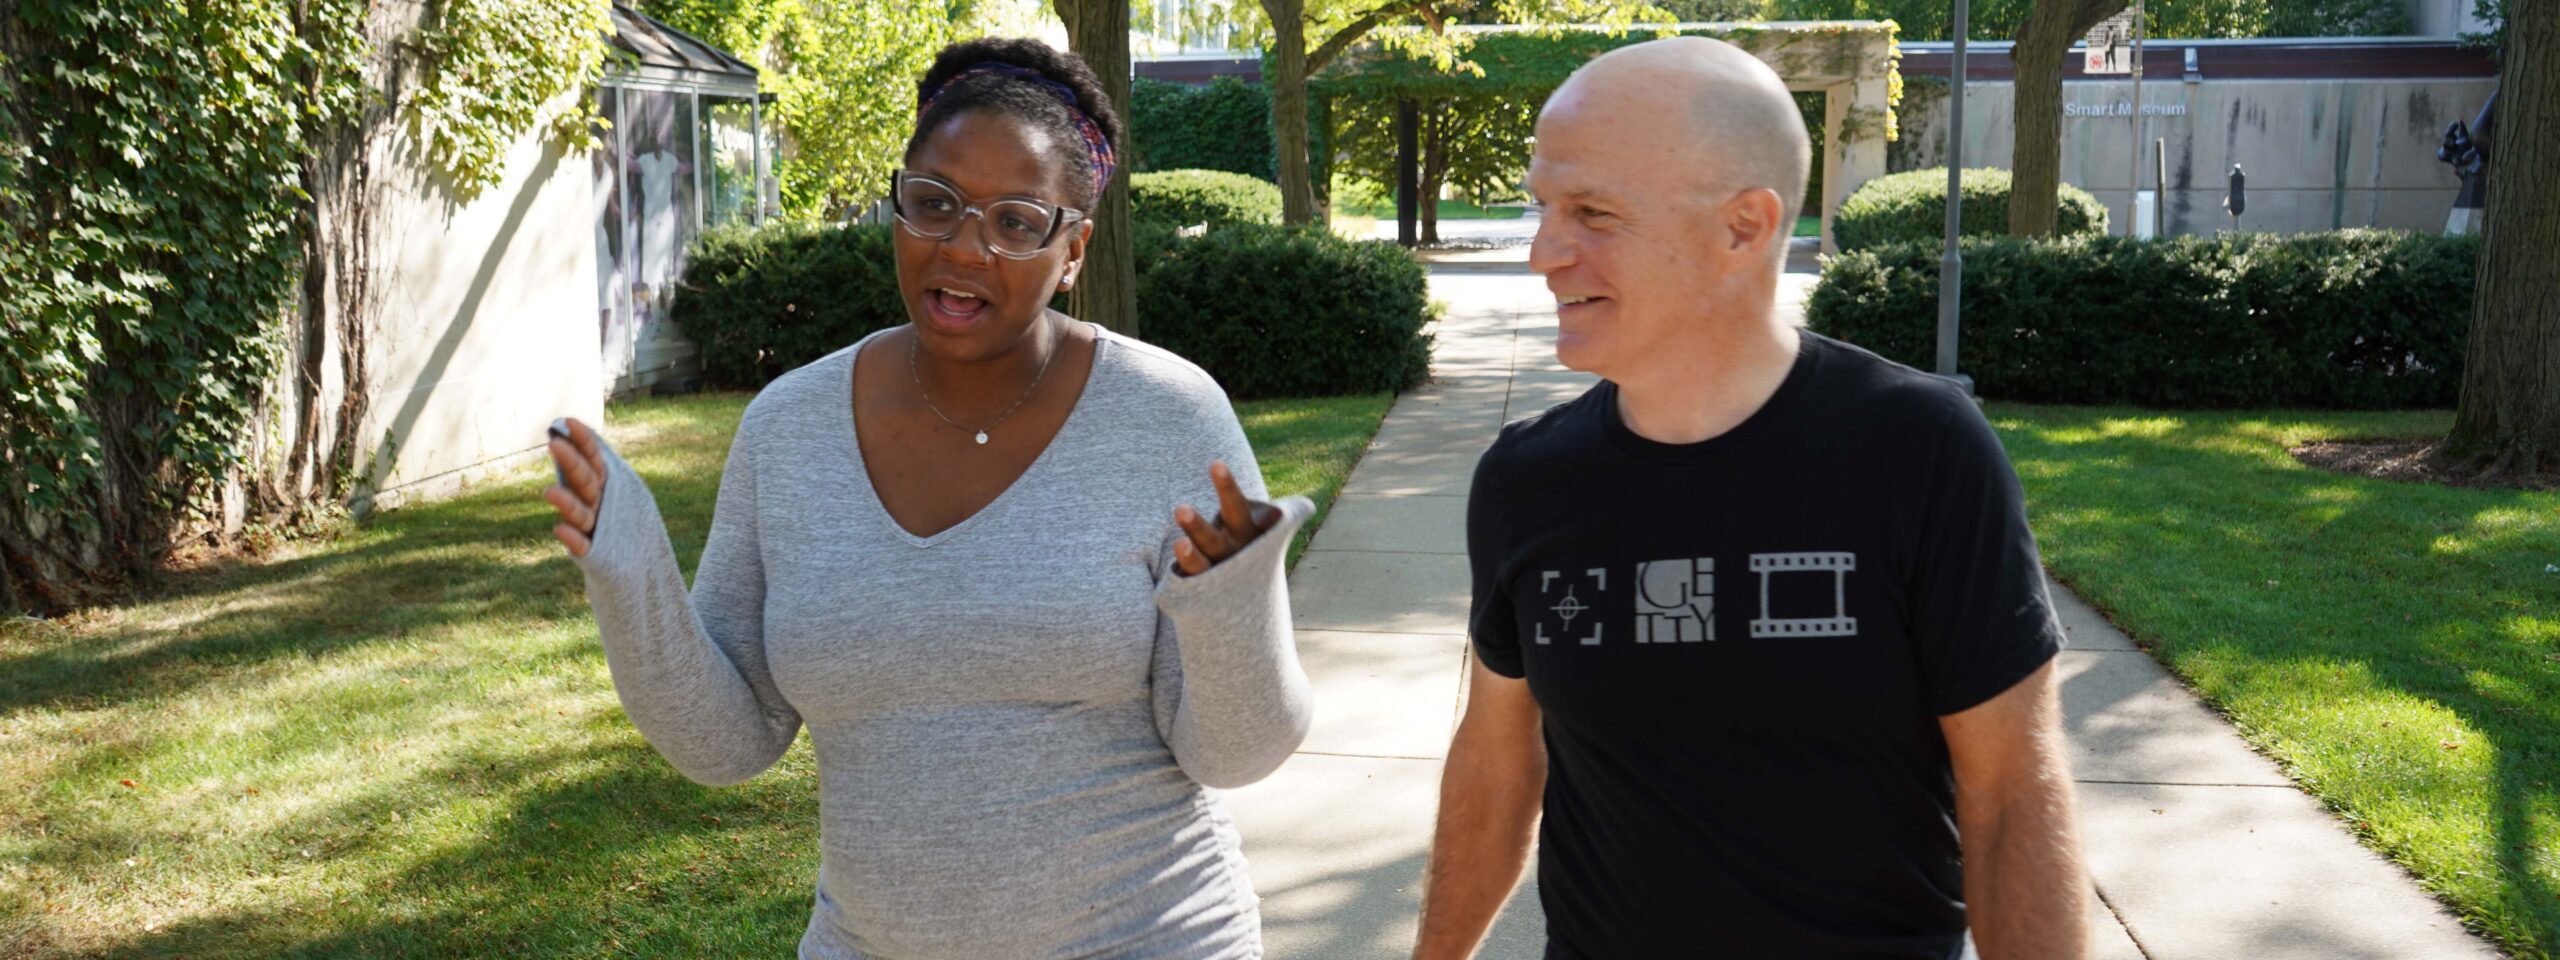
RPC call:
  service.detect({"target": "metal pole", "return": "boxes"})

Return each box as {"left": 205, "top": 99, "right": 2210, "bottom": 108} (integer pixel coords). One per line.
{"left": 751, "top": 96, "right": 764, "bottom": 227}
{"left": 1395, "top": 97, "right": 1418, "bottom": 248}
{"left": 691, "top": 92, "right": 706, "bottom": 233}
{"left": 2155, "top": 136, "right": 2167, "bottom": 236}
{"left": 2129, "top": 0, "right": 2144, "bottom": 235}
{"left": 1935, "top": 0, "right": 1969, "bottom": 386}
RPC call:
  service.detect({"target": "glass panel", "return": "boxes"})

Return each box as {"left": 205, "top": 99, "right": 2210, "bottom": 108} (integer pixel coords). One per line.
{"left": 703, "top": 98, "right": 758, "bottom": 229}
{"left": 622, "top": 88, "right": 696, "bottom": 377}
{"left": 594, "top": 86, "right": 632, "bottom": 381}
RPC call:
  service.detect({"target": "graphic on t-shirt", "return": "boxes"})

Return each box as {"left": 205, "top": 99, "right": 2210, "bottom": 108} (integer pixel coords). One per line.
{"left": 1538, "top": 568, "right": 1609, "bottom": 645}
{"left": 1634, "top": 558, "right": 1714, "bottom": 643}
{"left": 1749, "top": 552, "right": 1860, "bottom": 638}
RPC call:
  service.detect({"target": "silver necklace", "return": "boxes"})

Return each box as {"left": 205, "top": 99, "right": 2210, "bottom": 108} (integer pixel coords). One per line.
{"left": 909, "top": 323, "right": 1057, "bottom": 445}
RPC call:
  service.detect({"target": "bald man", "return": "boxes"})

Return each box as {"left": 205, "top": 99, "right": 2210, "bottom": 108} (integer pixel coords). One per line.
{"left": 1411, "top": 38, "right": 2088, "bottom": 960}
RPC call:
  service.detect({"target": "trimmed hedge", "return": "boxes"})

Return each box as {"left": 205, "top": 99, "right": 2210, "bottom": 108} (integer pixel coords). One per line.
{"left": 674, "top": 221, "right": 1433, "bottom": 399}
{"left": 1131, "top": 169, "right": 1282, "bottom": 229}
{"left": 1129, "top": 77, "right": 1274, "bottom": 181}
{"left": 676, "top": 223, "right": 905, "bottom": 388}
{"left": 1806, "top": 229, "right": 2480, "bottom": 408}
{"left": 1138, "top": 223, "right": 1435, "bottom": 398}
{"left": 1835, "top": 167, "right": 2107, "bottom": 253}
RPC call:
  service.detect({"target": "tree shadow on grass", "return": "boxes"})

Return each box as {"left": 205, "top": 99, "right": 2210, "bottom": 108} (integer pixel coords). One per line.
{"left": 64, "top": 734, "right": 823, "bottom": 960}
{"left": 0, "top": 457, "right": 728, "bottom": 718}
{"left": 1993, "top": 405, "right": 2559, "bottom": 957}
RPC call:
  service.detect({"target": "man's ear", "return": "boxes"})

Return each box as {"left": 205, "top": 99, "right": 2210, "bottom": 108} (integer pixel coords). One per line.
{"left": 1721, "top": 186, "right": 1787, "bottom": 258}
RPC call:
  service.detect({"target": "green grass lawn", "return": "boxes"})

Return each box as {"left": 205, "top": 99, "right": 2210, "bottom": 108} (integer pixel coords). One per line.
{"left": 1338, "top": 198, "right": 1526, "bottom": 221}
{"left": 0, "top": 389, "right": 1390, "bottom": 959}
{"left": 1795, "top": 215, "right": 1820, "bottom": 238}
{"left": 1989, "top": 405, "right": 2559, "bottom": 960}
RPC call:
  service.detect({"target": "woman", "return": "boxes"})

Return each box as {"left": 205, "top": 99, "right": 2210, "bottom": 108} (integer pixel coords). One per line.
{"left": 540, "top": 38, "right": 1313, "bottom": 959}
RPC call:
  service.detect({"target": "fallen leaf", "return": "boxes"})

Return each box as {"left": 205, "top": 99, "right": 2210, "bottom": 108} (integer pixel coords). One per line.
{"left": 2440, "top": 740, "right": 2463, "bottom": 751}
{"left": 118, "top": 779, "right": 136, "bottom": 789}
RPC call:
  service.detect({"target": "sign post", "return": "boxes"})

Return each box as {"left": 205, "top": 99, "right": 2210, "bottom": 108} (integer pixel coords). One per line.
{"left": 1937, "top": 0, "right": 1971, "bottom": 390}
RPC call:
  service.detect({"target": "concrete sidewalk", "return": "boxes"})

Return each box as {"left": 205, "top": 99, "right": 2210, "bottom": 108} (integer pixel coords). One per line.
{"left": 1221, "top": 259, "right": 2505, "bottom": 959}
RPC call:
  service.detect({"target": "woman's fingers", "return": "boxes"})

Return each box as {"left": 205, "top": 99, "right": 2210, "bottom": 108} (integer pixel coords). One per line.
{"left": 1175, "top": 504, "right": 1233, "bottom": 561}
{"left": 543, "top": 483, "right": 596, "bottom": 535}
{"left": 1210, "top": 462, "right": 1258, "bottom": 543}
{"left": 1173, "top": 536, "right": 1208, "bottom": 577}
{"left": 549, "top": 435, "right": 600, "bottom": 505}
{"left": 552, "top": 521, "right": 592, "bottom": 559}
{"left": 543, "top": 417, "right": 605, "bottom": 560}
{"left": 567, "top": 418, "right": 608, "bottom": 503}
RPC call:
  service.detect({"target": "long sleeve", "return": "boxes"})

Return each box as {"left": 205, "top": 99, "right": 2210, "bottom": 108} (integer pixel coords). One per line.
{"left": 1147, "top": 409, "right": 1316, "bottom": 790}
{"left": 574, "top": 426, "right": 800, "bottom": 786}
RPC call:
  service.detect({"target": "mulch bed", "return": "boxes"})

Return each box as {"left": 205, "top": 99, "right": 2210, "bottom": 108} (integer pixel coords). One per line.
{"left": 2290, "top": 439, "right": 2560, "bottom": 492}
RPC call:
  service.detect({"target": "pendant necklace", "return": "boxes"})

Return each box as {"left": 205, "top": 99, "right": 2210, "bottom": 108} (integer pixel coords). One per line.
{"left": 910, "top": 324, "right": 1057, "bottom": 445}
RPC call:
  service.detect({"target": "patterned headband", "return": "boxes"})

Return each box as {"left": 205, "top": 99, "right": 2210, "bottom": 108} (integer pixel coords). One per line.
{"left": 919, "top": 62, "right": 1118, "bottom": 201}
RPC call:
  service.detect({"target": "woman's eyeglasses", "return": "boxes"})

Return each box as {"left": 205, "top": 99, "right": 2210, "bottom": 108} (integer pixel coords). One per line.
{"left": 891, "top": 171, "right": 1087, "bottom": 259}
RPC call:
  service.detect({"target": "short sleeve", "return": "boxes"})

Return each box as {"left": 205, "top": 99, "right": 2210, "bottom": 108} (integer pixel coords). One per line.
{"left": 1907, "top": 399, "right": 2063, "bottom": 715}
{"left": 1467, "top": 446, "right": 1525, "bottom": 679}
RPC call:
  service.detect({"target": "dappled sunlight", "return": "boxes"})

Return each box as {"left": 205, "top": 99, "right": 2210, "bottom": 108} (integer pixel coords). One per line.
{"left": 2, "top": 386, "right": 1402, "bottom": 957}
{"left": 2194, "top": 438, "right": 2298, "bottom": 468}
{"left": 1993, "top": 405, "right": 2560, "bottom": 954}
{"left": 2430, "top": 504, "right": 2560, "bottom": 560}
{"left": 2030, "top": 414, "right": 2187, "bottom": 446}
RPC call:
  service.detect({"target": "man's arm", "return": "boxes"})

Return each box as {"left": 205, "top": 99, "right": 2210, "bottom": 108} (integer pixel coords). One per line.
{"left": 1941, "top": 659, "right": 2089, "bottom": 960}
{"left": 1413, "top": 658, "right": 1547, "bottom": 960}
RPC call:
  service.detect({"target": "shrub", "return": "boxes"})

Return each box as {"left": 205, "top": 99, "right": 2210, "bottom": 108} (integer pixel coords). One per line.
{"left": 1806, "top": 229, "right": 2479, "bottom": 408}
{"left": 1834, "top": 167, "right": 2107, "bottom": 252}
{"left": 1131, "top": 169, "right": 1283, "bottom": 229}
{"left": 674, "top": 223, "right": 906, "bottom": 389}
{"left": 1139, "top": 224, "right": 1435, "bottom": 398}
{"left": 1129, "top": 77, "right": 1274, "bottom": 180}
{"left": 674, "top": 220, "right": 1436, "bottom": 399}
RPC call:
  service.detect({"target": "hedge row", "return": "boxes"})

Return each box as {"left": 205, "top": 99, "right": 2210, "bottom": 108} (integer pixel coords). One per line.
{"left": 1129, "top": 77, "right": 1274, "bottom": 181}
{"left": 1807, "top": 229, "right": 2479, "bottom": 408}
{"left": 1131, "top": 169, "right": 1282, "bottom": 229}
{"left": 1835, "top": 167, "right": 2107, "bottom": 253}
{"left": 675, "top": 221, "right": 1433, "bottom": 399}
{"left": 1138, "top": 223, "right": 1433, "bottom": 398}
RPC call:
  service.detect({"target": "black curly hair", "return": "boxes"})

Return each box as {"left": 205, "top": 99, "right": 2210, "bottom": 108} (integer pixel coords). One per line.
{"left": 905, "top": 37, "right": 1127, "bottom": 209}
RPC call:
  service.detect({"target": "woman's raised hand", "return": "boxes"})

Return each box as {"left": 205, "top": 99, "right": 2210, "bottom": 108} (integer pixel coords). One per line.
{"left": 542, "top": 418, "right": 608, "bottom": 559}
{"left": 1171, "top": 461, "right": 1280, "bottom": 576}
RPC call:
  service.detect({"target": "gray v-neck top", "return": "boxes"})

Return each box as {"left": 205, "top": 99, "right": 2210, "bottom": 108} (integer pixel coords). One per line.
{"left": 573, "top": 327, "right": 1314, "bottom": 959}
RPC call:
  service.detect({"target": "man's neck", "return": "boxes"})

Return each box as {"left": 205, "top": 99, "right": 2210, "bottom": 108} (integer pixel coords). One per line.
{"left": 1608, "top": 308, "right": 1802, "bottom": 447}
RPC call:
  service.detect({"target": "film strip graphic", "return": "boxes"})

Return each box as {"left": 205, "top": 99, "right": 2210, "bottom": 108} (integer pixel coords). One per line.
{"left": 1749, "top": 552, "right": 1859, "bottom": 638}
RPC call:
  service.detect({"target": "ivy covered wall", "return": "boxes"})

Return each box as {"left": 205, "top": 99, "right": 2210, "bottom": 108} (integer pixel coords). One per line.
{"left": 0, "top": 0, "right": 613, "bottom": 614}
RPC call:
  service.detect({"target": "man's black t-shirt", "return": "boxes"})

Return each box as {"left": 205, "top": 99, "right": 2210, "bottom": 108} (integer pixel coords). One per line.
{"left": 1468, "top": 332, "right": 2063, "bottom": 960}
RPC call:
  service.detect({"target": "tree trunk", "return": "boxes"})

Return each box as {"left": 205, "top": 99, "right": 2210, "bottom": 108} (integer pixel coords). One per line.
{"left": 2447, "top": 0, "right": 2559, "bottom": 475}
{"left": 258, "top": 0, "right": 400, "bottom": 524}
{"left": 2009, "top": 0, "right": 2125, "bottom": 236}
{"left": 1394, "top": 96, "right": 1418, "bottom": 246}
{"left": 1420, "top": 100, "right": 1450, "bottom": 245}
{"left": 1263, "top": 0, "right": 1317, "bottom": 225}
{"left": 1056, "top": 0, "right": 1139, "bottom": 335}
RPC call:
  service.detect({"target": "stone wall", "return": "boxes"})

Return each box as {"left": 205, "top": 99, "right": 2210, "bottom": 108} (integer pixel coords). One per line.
{"left": 1892, "top": 76, "right": 2497, "bottom": 235}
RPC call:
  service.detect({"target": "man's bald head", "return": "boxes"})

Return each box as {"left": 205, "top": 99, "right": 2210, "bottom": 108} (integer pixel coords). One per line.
{"left": 1542, "top": 37, "right": 1810, "bottom": 239}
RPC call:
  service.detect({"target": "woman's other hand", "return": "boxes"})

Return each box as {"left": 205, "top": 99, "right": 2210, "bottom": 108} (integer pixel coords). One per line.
{"left": 543, "top": 418, "right": 607, "bottom": 558}
{"left": 1171, "top": 461, "right": 1280, "bottom": 576}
